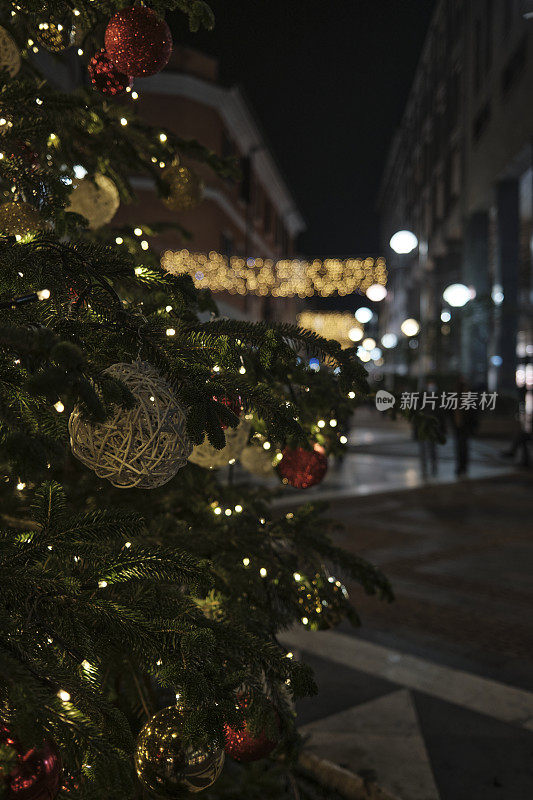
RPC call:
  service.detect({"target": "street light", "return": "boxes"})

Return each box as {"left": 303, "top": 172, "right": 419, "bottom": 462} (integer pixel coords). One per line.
{"left": 381, "top": 333, "right": 398, "bottom": 349}
{"left": 401, "top": 318, "right": 420, "bottom": 337}
{"left": 348, "top": 326, "right": 364, "bottom": 342}
{"left": 389, "top": 230, "right": 418, "bottom": 255}
{"left": 366, "top": 283, "right": 387, "bottom": 302}
{"left": 354, "top": 307, "right": 373, "bottom": 324}
{"left": 362, "top": 337, "right": 376, "bottom": 351}
{"left": 442, "top": 283, "right": 475, "bottom": 308}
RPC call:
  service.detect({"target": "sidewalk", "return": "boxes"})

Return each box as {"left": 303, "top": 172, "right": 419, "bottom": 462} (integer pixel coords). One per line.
{"left": 267, "top": 407, "right": 518, "bottom": 506}
{"left": 279, "top": 473, "right": 533, "bottom": 800}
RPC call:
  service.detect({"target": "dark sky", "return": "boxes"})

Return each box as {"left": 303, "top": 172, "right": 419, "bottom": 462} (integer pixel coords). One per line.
{"left": 172, "top": 1, "right": 435, "bottom": 258}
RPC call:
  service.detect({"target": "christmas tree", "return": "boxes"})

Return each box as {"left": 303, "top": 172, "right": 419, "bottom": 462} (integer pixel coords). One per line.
{"left": 0, "top": 3, "right": 392, "bottom": 798}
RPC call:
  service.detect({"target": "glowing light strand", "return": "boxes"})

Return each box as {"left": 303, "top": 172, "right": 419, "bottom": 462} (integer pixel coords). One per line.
{"left": 161, "top": 250, "right": 387, "bottom": 298}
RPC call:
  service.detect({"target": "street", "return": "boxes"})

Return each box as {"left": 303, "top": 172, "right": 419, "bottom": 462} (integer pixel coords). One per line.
{"left": 278, "top": 416, "right": 533, "bottom": 800}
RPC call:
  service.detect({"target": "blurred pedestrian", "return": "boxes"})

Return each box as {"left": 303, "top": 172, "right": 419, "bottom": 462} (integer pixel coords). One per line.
{"left": 416, "top": 381, "right": 445, "bottom": 478}
{"left": 450, "top": 378, "right": 478, "bottom": 477}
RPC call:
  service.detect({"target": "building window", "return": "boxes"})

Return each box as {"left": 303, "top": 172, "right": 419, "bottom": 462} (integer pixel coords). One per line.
{"left": 450, "top": 147, "right": 461, "bottom": 198}
{"left": 264, "top": 198, "right": 272, "bottom": 234}
{"left": 221, "top": 130, "right": 235, "bottom": 159}
{"left": 501, "top": 36, "right": 527, "bottom": 98}
{"left": 485, "top": 0, "right": 493, "bottom": 72}
{"left": 474, "top": 18, "right": 482, "bottom": 92}
{"left": 503, "top": 0, "right": 513, "bottom": 37}
{"left": 220, "top": 231, "right": 233, "bottom": 258}
{"left": 472, "top": 101, "right": 491, "bottom": 143}
{"left": 275, "top": 215, "right": 283, "bottom": 248}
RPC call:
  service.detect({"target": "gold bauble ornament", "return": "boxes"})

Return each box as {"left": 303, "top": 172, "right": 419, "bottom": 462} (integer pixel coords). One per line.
{"left": 135, "top": 706, "right": 224, "bottom": 796}
{"left": 189, "top": 416, "right": 251, "bottom": 470}
{"left": 0, "top": 201, "right": 43, "bottom": 237}
{"left": 69, "top": 361, "right": 192, "bottom": 489}
{"left": 35, "top": 20, "right": 77, "bottom": 52}
{"left": 162, "top": 164, "right": 203, "bottom": 211}
{"left": 0, "top": 26, "right": 20, "bottom": 77}
{"left": 240, "top": 440, "right": 276, "bottom": 479}
{"left": 67, "top": 173, "right": 120, "bottom": 229}
{"left": 298, "top": 573, "right": 350, "bottom": 631}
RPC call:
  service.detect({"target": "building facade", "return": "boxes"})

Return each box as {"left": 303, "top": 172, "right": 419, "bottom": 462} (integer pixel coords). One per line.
{"left": 379, "top": 0, "right": 533, "bottom": 405}
{"left": 114, "top": 47, "right": 305, "bottom": 321}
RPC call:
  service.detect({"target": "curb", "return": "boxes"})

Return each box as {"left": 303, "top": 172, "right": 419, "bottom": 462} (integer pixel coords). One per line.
{"left": 298, "top": 751, "right": 401, "bottom": 800}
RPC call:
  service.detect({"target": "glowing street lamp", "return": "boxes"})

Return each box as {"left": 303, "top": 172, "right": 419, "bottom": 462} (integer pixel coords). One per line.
{"left": 400, "top": 318, "right": 420, "bottom": 337}
{"left": 442, "top": 283, "right": 475, "bottom": 308}
{"left": 366, "top": 283, "right": 387, "bottom": 302}
{"left": 389, "top": 230, "right": 418, "bottom": 255}
{"left": 354, "top": 307, "right": 373, "bottom": 324}
{"left": 381, "top": 333, "right": 398, "bottom": 349}
{"left": 348, "top": 326, "right": 364, "bottom": 342}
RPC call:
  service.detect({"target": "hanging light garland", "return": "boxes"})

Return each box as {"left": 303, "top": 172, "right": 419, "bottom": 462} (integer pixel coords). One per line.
{"left": 161, "top": 250, "right": 387, "bottom": 298}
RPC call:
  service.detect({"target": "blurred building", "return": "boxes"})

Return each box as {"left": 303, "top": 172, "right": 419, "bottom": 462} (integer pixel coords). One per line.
{"left": 115, "top": 46, "right": 305, "bottom": 321}
{"left": 379, "top": 0, "right": 533, "bottom": 405}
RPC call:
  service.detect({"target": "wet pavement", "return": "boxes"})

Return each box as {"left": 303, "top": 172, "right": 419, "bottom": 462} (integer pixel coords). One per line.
{"left": 273, "top": 415, "right": 533, "bottom": 800}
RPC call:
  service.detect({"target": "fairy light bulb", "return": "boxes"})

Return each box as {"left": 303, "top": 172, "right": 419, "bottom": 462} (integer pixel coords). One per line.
{"left": 57, "top": 689, "right": 70, "bottom": 702}
{"left": 259, "top": 567, "right": 267, "bottom": 578}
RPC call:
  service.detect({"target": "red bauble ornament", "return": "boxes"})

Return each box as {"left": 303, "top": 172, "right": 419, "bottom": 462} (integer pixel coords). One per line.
{"left": 0, "top": 725, "right": 61, "bottom": 800}
{"left": 278, "top": 445, "right": 328, "bottom": 489}
{"left": 224, "top": 698, "right": 280, "bottom": 763}
{"left": 88, "top": 49, "right": 132, "bottom": 96}
{"left": 213, "top": 395, "right": 242, "bottom": 430}
{"left": 104, "top": 7, "right": 172, "bottom": 77}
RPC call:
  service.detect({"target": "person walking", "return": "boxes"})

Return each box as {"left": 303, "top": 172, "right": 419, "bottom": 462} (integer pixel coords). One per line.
{"left": 450, "top": 379, "right": 478, "bottom": 477}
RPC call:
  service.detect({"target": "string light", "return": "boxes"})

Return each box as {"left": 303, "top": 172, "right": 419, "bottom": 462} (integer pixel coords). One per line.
{"left": 166, "top": 328, "right": 175, "bottom": 336}
{"left": 54, "top": 401, "right": 64, "bottom": 413}
{"left": 259, "top": 567, "right": 267, "bottom": 578}
{"left": 235, "top": 504, "right": 243, "bottom": 513}
{"left": 159, "top": 133, "right": 167, "bottom": 142}
{"left": 162, "top": 250, "right": 387, "bottom": 298}
{"left": 134, "top": 227, "right": 142, "bottom": 236}
{"left": 242, "top": 557, "right": 250, "bottom": 566}
{"left": 57, "top": 690, "right": 70, "bottom": 702}
{"left": 340, "top": 435, "right": 348, "bottom": 444}
{"left": 98, "top": 580, "right": 107, "bottom": 588}
{"left": 120, "top": 117, "right": 128, "bottom": 126}
{"left": 317, "top": 419, "right": 325, "bottom": 428}
{"left": 299, "top": 311, "right": 364, "bottom": 348}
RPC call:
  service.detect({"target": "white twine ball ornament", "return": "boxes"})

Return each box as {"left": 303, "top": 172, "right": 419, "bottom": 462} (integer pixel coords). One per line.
{"left": 67, "top": 173, "right": 120, "bottom": 229}
{"left": 69, "top": 361, "right": 192, "bottom": 488}
{"left": 240, "top": 439, "right": 276, "bottom": 479}
{"left": 189, "top": 416, "right": 252, "bottom": 469}
{"left": 0, "top": 27, "right": 21, "bottom": 77}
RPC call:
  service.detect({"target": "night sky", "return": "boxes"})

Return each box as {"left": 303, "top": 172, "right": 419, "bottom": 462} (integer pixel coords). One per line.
{"left": 172, "top": 1, "right": 435, "bottom": 258}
